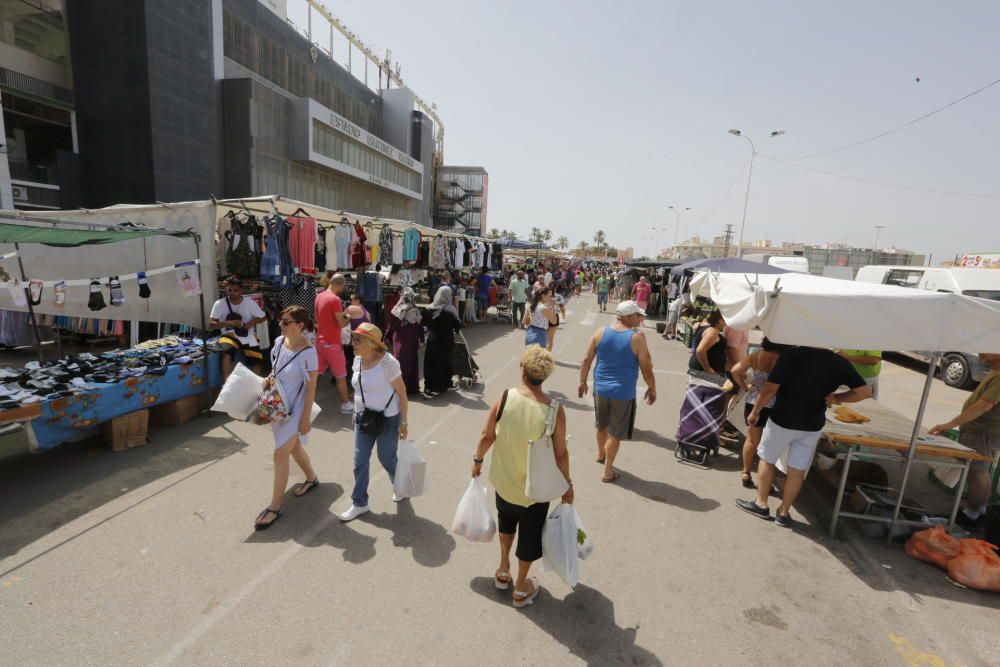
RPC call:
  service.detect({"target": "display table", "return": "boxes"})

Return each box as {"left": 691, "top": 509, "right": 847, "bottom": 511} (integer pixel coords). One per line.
{"left": 14, "top": 353, "right": 222, "bottom": 452}
{"left": 822, "top": 399, "right": 991, "bottom": 537}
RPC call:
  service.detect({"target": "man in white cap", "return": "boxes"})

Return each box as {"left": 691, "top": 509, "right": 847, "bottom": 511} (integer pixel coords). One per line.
{"left": 578, "top": 300, "right": 656, "bottom": 482}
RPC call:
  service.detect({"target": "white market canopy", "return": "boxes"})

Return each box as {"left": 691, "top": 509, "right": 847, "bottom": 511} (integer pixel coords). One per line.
{"left": 689, "top": 270, "right": 1000, "bottom": 353}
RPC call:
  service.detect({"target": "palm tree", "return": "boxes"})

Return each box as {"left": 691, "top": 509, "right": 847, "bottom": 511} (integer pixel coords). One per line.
{"left": 486, "top": 229, "right": 501, "bottom": 239}
{"left": 506, "top": 230, "right": 518, "bottom": 241}
{"left": 577, "top": 240, "right": 588, "bottom": 257}
{"left": 556, "top": 235, "right": 569, "bottom": 251}
{"left": 543, "top": 229, "right": 553, "bottom": 243}
{"left": 530, "top": 227, "right": 542, "bottom": 243}
{"left": 593, "top": 230, "right": 606, "bottom": 253}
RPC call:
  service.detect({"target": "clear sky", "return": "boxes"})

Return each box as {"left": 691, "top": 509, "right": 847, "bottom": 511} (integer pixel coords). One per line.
{"left": 287, "top": 0, "right": 1000, "bottom": 264}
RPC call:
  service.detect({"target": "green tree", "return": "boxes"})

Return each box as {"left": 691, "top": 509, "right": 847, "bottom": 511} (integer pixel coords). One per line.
{"left": 486, "top": 229, "right": 501, "bottom": 239}
{"left": 556, "top": 235, "right": 569, "bottom": 251}
{"left": 543, "top": 229, "right": 553, "bottom": 243}
{"left": 529, "top": 227, "right": 542, "bottom": 243}
{"left": 593, "top": 230, "right": 606, "bottom": 252}
{"left": 577, "top": 240, "right": 588, "bottom": 256}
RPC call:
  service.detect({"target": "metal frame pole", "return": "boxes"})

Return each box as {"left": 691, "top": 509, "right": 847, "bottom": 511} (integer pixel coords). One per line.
{"left": 13, "top": 243, "right": 44, "bottom": 362}
{"left": 193, "top": 234, "right": 212, "bottom": 412}
{"left": 887, "top": 351, "right": 939, "bottom": 542}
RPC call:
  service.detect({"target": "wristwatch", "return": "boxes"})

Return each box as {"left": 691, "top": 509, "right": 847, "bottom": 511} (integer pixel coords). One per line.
{"left": 473, "top": 457, "right": 484, "bottom": 464}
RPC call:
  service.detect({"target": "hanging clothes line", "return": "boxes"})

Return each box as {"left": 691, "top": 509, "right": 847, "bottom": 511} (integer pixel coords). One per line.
{"left": 0, "top": 259, "right": 200, "bottom": 288}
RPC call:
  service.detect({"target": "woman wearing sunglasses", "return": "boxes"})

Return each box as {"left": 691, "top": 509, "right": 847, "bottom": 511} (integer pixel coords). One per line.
{"left": 338, "top": 322, "right": 411, "bottom": 522}
{"left": 255, "top": 306, "right": 320, "bottom": 530}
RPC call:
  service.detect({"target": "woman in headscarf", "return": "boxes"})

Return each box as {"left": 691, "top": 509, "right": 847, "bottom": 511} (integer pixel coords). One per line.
{"left": 386, "top": 287, "right": 424, "bottom": 394}
{"left": 423, "top": 286, "right": 462, "bottom": 397}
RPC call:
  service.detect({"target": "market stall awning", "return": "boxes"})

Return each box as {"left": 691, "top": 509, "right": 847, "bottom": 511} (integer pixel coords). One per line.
{"left": 670, "top": 257, "right": 788, "bottom": 277}
{"left": 690, "top": 270, "right": 1000, "bottom": 352}
{"left": 0, "top": 222, "right": 194, "bottom": 247}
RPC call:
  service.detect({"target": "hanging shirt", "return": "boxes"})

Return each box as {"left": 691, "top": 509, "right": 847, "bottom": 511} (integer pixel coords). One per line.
{"left": 392, "top": 235, "right": 404, "bottom": 264}
{"left": 476, "top": 241, "right": 487, "bottom": 268}
{"left": 379, "top": 226, "right": 394, "bottom": 266}
{"left": 287, "top": 216, "right": 317, "bottom": 274}
{"left": 454, "top": 239, "right": 465, "bottom": 269}
{"left": 334, "top": 224, "right": 352, "bottom": 269}
{"left": 403, "top": 228, "right": 420, "bottom": 261}
{"left": 430, "top": 236, "right": 448, "bottom": 269}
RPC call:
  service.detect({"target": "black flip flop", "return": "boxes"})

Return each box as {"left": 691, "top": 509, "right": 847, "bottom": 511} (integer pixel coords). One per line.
{"left": 254, "top": 507, "right": 282, "bottom": 530}
{"left": 294, "top": 479, "right": 319, "bottom": 497}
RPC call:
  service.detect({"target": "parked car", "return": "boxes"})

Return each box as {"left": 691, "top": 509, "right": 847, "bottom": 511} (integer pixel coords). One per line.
{"left": 855, "top": 266, "right": 1000, "bottom": 388}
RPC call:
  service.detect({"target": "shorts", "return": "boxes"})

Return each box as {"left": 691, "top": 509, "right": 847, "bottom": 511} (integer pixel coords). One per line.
{"left": 756, "top": 420, "right": 822, "bottom": 471}
{"left": 959, "top": 430, "right": 999, "bottom": 473}
{"left": 316, "top": 337, "right": 347, "bottom": 378}
{"left": 597, "top": 292, "right": 608, "bottom": 305}
{"left": 594, "top": 394, "right": 636, "bottom": 440}
{"left": 549, "top": 314, "right": 560, "bottom": 329}
{"left": 218, "top": 333, "right": 263, "bottom": 363}
{"left": 744, "top": 403, "right": 772, "bottom": 428}
{"left": 476, "top": 295, "right": 489, "bottom": 310}
{"left": 496, "top": 493, "right": 550, "bottom": 562}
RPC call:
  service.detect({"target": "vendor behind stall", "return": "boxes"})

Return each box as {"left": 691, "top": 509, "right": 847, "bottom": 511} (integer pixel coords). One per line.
{"left": 210, "top": 277, "right": 268, "bottom": 379}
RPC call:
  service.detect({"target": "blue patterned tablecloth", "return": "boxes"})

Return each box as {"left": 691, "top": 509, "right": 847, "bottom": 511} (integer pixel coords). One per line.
{"left": 26, "top": 353, "right": 223, "bottom": 451}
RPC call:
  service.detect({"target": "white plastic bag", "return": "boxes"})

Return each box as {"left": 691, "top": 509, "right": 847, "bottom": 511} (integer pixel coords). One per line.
{"left": 211, "top": 362, "right": 265, "bottom": 421}
{"left": 542, "top": 503, "right": 579, "bottom": 587}
{"left": 451, "top": 478, "right": 495, "bottom": 543}
{"left": 575, "top": 510, "right": 594, "bottom": 561}
{"left": 393, "top": 440, "right": 427, "bottom": 498}
{"left": 309, "top": 402, "right": 322, "bottom": 423}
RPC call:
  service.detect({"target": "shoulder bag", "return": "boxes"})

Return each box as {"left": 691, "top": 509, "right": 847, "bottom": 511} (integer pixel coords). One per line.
{"left": 253, "top": 337, "right": 307, "bottom": 425}
{"left": 355, "top": 361, "right": 395, "bottom": 436}
{"left": 525, "top": 399, "right": 569, "bottom": 502}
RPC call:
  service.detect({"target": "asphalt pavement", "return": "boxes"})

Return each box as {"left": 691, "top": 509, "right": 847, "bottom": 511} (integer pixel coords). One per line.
{"left": 1, "top": 293, "right": 997, "bottom": 666}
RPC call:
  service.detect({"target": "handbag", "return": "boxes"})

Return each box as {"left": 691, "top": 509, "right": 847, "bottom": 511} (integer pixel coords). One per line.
{"left": 525, "top": 399, "right": 569, "bottom": 502}
{"left": 355, "top": 363, "right": 394, "bottom": 436}
{"left": 253, "top": 338, "right": 307, "bottom": 425}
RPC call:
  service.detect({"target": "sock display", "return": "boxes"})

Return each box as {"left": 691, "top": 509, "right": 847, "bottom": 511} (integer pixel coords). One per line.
{"left": 54, "top": 280, "right": 66, "bottom": 307}
{"left": 88, "top": 279, "right": 106, "bottom": 311}
{"left": 137, "top": 271, "right": 151, "bottom": 299}
{"left": 28, "top": 279, "right": 43, "bottom": 305}
{"left": 108, "top": 276, "right": 125, "bottom": 306}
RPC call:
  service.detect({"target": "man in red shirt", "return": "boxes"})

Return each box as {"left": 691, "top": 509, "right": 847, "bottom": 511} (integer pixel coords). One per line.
{"left": 315, "top": 273, "right": 353, "bottom": 414}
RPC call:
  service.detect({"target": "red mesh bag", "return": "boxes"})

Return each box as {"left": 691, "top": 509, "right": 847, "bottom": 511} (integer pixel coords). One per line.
{"left": 946, "top": 540, "right": 1000, "bottom": 592}
{"left": 903, "top": 525, "right": 962, "bottom": 570}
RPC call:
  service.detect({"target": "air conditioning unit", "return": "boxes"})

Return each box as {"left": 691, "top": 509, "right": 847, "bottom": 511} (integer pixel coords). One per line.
{"left": 11, "top": 185, "right": 28, "bottom": 202}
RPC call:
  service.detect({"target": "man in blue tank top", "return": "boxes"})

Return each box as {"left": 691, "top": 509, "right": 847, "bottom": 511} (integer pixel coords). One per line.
{"left": 578, "top": 301, "right": 657, "bottom": 482}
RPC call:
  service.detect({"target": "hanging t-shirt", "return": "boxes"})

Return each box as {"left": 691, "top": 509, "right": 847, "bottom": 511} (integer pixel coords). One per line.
{"left": 454, "top": 239, "right": 465, "bottom": 269}
{"left": 430, "top": 236, "right": 448, "bottom": 269}
{"left": 403, "top": 228, "right": 420, "bottom": 261}
{"left": 379, "top": 226, "right": 393, "bottom": 267}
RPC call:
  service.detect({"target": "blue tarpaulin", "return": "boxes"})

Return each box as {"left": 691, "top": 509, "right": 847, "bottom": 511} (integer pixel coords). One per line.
{"left": 26, "top": 354, "right": 222, "bottom": 451}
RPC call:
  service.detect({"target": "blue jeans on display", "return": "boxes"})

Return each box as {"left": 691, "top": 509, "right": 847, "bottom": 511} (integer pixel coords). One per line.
{"left": 512, "top": 301, "right": 526, "bottom": 327}
{"left": 351, "top": 413, "right": 400, "bottom": 506}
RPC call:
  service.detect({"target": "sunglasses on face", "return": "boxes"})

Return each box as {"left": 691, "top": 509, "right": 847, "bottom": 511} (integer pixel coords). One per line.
{"left": 279, "top": 319, "right": 296, "bottom": 326}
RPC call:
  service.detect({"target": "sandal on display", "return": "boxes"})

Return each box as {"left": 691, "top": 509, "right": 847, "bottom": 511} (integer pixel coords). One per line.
{"left": 254, "top": 507, "right": 282, "bottom": 530}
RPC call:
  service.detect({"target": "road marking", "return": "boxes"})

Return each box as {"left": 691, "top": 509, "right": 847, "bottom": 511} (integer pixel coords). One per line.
{"left": 887, "top": 634, "right": 962, "bottom": 667}
{"left": 157, "top": 334, "right": 573, "bottom": 665}
{"left": 580, "top": 313, "right": 596, "bottom": 326}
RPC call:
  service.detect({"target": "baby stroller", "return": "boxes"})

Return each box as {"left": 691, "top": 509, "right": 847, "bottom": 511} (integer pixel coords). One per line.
{"left": 452, "top": 330, "right": 483, "bottom": 388}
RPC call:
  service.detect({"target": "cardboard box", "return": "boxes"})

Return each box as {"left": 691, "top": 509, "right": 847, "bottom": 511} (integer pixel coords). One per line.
{"left": 101, "top": 410, "right": 149, "bottom": 451}
{"left": 149, "top": 390, "right": 217, "bottom": 427}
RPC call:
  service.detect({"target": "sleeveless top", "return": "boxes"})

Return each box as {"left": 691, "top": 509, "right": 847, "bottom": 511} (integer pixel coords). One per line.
{"left": 689, "top": 325, "right": 727, "bottom": 374}
{"left": 529, "top": 303, "right": 551, "bottom": 329}
{"left": 490, "top": 389, "right": 550, "bottom": 507}
{"left": 594, "top": 326, "right": 639, "bottom": 401}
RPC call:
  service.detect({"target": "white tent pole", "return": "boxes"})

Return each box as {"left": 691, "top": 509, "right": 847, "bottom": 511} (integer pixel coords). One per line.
{"left": 886, "top": 351, "right": 939, "bottom": 542}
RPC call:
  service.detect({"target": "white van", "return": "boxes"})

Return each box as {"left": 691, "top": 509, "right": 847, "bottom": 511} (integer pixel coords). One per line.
{"left": 743, "top": 253, "right": 810, "bottom": 274}
{"left": 855, "top": 266, "right": 1000, "bottom": 387}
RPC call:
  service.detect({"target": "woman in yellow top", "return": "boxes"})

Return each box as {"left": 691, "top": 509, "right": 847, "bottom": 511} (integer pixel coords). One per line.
{"left": 472, "top": 345, "right": 573, "bottom": 608}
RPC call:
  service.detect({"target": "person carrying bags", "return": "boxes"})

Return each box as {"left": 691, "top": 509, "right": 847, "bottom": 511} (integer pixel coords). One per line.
{"left": 338, "top": 322, "right": 411, "bottom": 522}
{"left": 472, "top": 345, "right": 573, "bottom": 608}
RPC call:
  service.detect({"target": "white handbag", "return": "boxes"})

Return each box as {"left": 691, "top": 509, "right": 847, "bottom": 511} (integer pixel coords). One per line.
{"left": 525, "top": 400, "right": 569, "bottom": 502}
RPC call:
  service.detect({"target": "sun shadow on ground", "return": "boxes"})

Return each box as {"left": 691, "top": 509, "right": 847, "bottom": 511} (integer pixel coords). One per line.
{"left": 0, "top": 415, "right": 251, "bottom": 566}
{"left": 469, "top": 577, "right": 663, "bottom": 666}
{"left": 359, "top": 500, "right": 457, "bottom": 567}
{"left": 614, "top": 469, "right": 720, "bottom": 512}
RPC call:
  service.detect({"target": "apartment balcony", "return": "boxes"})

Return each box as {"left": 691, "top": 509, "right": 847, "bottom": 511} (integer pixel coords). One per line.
{"left": 7, "top": 159, "right": 61, "bottom": 208}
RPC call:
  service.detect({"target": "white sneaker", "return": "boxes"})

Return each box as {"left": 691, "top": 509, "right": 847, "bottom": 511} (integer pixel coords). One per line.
{"left": 339, "top": 401, "right": 354, "bottom": 415}
{"left": 338, "top": 504, "right": 370, "bottom": 522}
{"left": 392, "top": 493, "right": 408, "bottom": 502}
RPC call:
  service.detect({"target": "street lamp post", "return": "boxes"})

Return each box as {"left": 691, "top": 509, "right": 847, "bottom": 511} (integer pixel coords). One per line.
{"left": 729, "top": 129, "right": 785, "bottom": 258}
{"left": 667, "top": 204, "right": 691, "bottom": 252}
{"left": 651, "top": 226, "right": 668, "bottom": 259}
{"left": 872, "top": 225, "right": 885, "bottom": 262}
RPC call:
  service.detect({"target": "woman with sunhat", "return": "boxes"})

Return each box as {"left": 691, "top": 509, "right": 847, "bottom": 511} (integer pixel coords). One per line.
{"left": 338, "top": 322, "right": 411, "bottom": 522}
